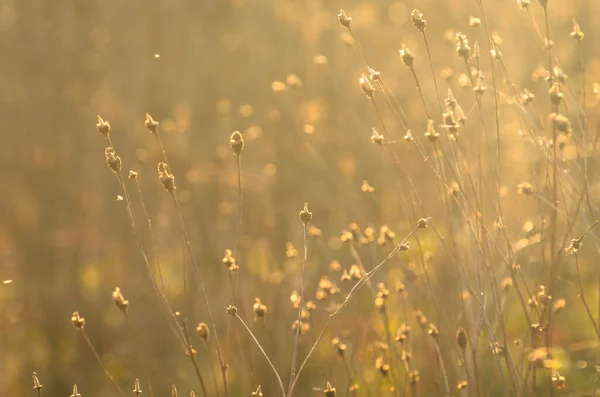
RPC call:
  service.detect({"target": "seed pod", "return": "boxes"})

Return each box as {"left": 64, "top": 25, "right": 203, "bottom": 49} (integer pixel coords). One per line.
{"left": 457, "top": 327, "right": 468, "bottom": 349}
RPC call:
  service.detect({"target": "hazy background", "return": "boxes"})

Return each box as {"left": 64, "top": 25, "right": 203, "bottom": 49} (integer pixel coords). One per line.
{"left": 1, "top": 0, "right": 599, "bottom": 396}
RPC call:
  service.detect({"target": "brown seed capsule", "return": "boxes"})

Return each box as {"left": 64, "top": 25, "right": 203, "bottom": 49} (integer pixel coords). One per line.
{"left": 457, "top": 327, "right": 468, "bottom": 349}
{"left": 411, "top": 9, "right": 426, "bottom": 32}
{"left": 71, "top": 312, "right": 85, "bottom": 329}
{"left": 338, "top": 9, "right": 352, "bottom": 29}
{"left": 324, "top": 381, "right": 336, "bottom": 397}
{"left": 96, "top": 115, "right": 111, "bottom": 137}
{"left": 128, "top": 170, "right": 138, "bottom": 179}
{"left": 230, "top": 131, "right": 244, "bottom": 155}
{"left": 144, "top": 113, "right": 159, "bottom": 135}
{"left": 104, "top": 147, "right": 121, "bottom": 173}
{"left": 158, "top": 162, "right": 176, "bottom": 192}
{"left": 253, "top": 297, "right": 268, "bottom": 320}
{"left": 196, "top": 322, "right": 210, "bottom": 340}
{"left": 226, "top": 305, "right": 238, "bottom": 316}
{"left": 299, "top": 202, "right": 312, "bottom": 224}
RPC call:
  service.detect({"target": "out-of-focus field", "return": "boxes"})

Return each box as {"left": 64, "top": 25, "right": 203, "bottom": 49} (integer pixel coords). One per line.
{"left": 1, "top": 0, "right": 600, "bottom": 396}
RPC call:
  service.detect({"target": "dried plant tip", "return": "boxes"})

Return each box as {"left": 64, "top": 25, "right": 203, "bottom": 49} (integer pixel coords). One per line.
{"left": 324, "top": 381, "right": 337, "bottom": 397}
{"left": 33, "top": 372, "right": 43, "bottom": 390}
{"left": 222, "top": 249, "right": 238, "bottom": 271}
{"left": 96, "top": 115, "right": 111, "bottom": 136}
{"left": 565, "top": 238, "right": 582, "bottom": 254}
{"left": 133, "top": 379, "right": 142, "bottom": 395}
{"left": 427, "top": 323, "right": 439, "bottom": 338}
{"left": 71, "top": 384, "right": 81, "bottom": 397}
{"left": 157, "top": 162, "right": 176, "bottom": 191}
{"left": 570, "top": 19, "right": 584, "bottom": 41}
{"left": 403, "top": 130, "right": 414, "bottom": 142}
{"left": 473, "top": 41, "right": 481, "bottom": 59}
{"left": 457, "top": 381, "right": 469, "bottom": 390}
{"left": 128, "top": 170, "right": 138, "bottom": 179}
{"left": 251, "top": 385, "right": 264, "bottom": 397}
{"left": 411, "top": 9, "right": 426, "bottom": 32}
{"left": 550, "top": 113, "right": 572, "bottom": 135}
{"left": 424, "top": 119, "right": 439, "bottom": 142}
{"left": 409, "top": 370, "right": 420, "bottom": 384}
{"left": 253, "top": 297, "right": 268, "bottom": 320}
{"left": 172, "top": 385, "right": 179, "bottom": 397}
{"left": 299, "top": 202, "right": 312, "bottom": 224}
{"left": 230, "top": 131, "right": 244, "bottom": 155}
{"left": 548, "top": 82, "right": 564, "bottom": 108}
{"left": 112, "top": 287, "right": 129, "bottom": 312}
{"left": 104, "top": 147, "right": 121, "bottom": 173}
{"left": 469, "top": 15, "right": 481, "bottom": 27}
{"left": 538, "top": 0, "right": 548, "bottom": 8}
{"left": 196, "top": 322, "right": 210, "bottom": 341}
{"left": 226, "top": 305, "right": 238, "bottom": 316}
{"left": 522, "top": 88, "right": 536, "bottom": 105}
{"left": 552, "top": 372, "right": 566, "bottom": 389}
{"left": 361, "top": 180, "right": 375, "bottom": 193}
{"left": 456, "top": 327, "right": 468, "bottom": 349}
{"left": 399, "top": 44, "right": 415, "bottom": 67}
{"left": 338, "top": 9, "right": 352, "bottom": 29}
{"left": 371, "top": 128, "right": 384, "bottom": 145}
{"left": 359, "top": 73, "right": 375, "bottom": 98}
{"left": 517, "top": 0, "right": 530, "bottom": 10}
{"left": 473, "top": 72, "right": 486, "bottom": 96}
{"left": 71, "top": 311, "right": 85, "bottom": 329}
{"left": 446, "top": 88, "right": 457, "bottom": 109}
{"left": 455, "top": 32, "right": 471, "bottom": 60}
{"left": 368, "top": 67, "right": 380, "bottom": 81}
{"left": 417, "top": 218, "right": 429, "bottom": 229}
{"left": 553, "top": 298, "right": 566, "bottom": 313}
{"left": 501, "top": 277, "right": 513, "bottom": 290}
{"left": 144, "top": 113, "right": 159, "bottom": 135}
{"left": 517, "top": 182, "right": 534, "bottom": 196}
{"left": 375, "top": 357, "right": 390, "bottom": 376}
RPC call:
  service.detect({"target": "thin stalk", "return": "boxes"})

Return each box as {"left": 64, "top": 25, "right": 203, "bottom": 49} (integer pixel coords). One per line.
{"left": 288, "top": 220, "right": 309, "bottom": 394}
{"left": 574, "top": 254, "right": 600, "bottom": 339}
{"left": 80, "top": 329, "right": 128, "bottom": 397}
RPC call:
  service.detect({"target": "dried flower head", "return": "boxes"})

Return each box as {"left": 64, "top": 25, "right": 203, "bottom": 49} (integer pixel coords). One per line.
{"left": 550, "top": 113, "right": 572, "bottom": 135}
{"left": 133, "top": 379, "right": 142, "bottom": 396}
{"left": 324, "top": 381, "right": 336, "bottom": 397}
{"left": 128, "top": 170, "right": 138, "bottom": 179}
{"left": 71, "top": 312, "right": 85, "bottom": 329}
{"left": 96, "top": 115, "right": 111, "bottom": 137}
{"left": 230, "top": 131, "right": 244, "bottom": 155}
{"left": 158, "top": 162, "right": 176, "bottom": 191}
{"left": 425, "top": 119, "right": 439, "bottom": 142}
{"left": 411, "top": 9, "right": 426, "bottom": 32}
{"left": 552, "top": 372, "right": 566, "bottom": 389}
{"left": 196, "top": 322, "right": 210, "bottom": 340}
{"left": 290, "top": 290, "right": 301, "bottom": 309}
{"left": 251, "top": 385, "right": 263, "bottom": 397}
{"left": 338, "top": 9, "right": 352, "bottom": 29}
{"left": 469, "top": 16, "right": 481, "bottom": 27}
{"left": 409, "top": 370, "right": 420, "bottom": 384}
{"left": 400, "top": 44, "right": 415, "bottom": 67}
{"left": 112, "top": 287, "right": 129, "bottom": 312}
{"left": 360, "top": 73, "right": 375, "bottom": 99}
{"left": 565, "top": 238, "right": 582, "bottom": 254}
{"left": 548, "top": 82, "right": 564, "bottom": 108}
{"left": 517, "top": 0, "right": 530, "bottom": 10}
{"left": 71, "top": 384, "right": 81, "bottom": 397}
{"left": 253, "top": 297, "right": 268, "bottom": 320}
{"left": 299, "top": 202, "right": 312, "bottom": 224}
{"left": 226, "top": 305, "right": 238, "bottom": 316}
{"left": 455, "top": 32, "right": 471, "bottom": 59}
{"left": 457, "top": 381, "right": 469, "bottom": 390}
{"left": 570, "top": 20, "right": 584, "bottom": 41}
{"left": 371, "top": 128, "right": 384, "bottom": 145}
{"left": 33, "top": 372, "right": 43, "bottom": 391}
{"left": 104, "top": 147, "right": 121, "bottom": 173}
{"left": 222, "top": 249, "right": 238, "bottom": 271}
{"left": 144, "top": 113, "right": 159, "bottom": 135}
{"left": 517, "top": 182, "right": 533, "bottom": 196}
{"left": 375, "top": 357, "right": 390, "bottom": 376}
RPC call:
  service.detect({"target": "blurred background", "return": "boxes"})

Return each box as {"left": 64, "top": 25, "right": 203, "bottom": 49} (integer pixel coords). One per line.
{"left": 1, "top": 0, "right": 599, "bottom": 396}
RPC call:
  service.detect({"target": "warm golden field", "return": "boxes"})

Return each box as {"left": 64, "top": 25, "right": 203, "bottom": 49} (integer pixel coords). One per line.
{"left": 2, "top": 0, "right": 600, "bottom": 396}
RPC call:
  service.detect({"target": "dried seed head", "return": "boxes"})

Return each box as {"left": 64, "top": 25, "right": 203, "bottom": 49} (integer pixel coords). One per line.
{"left": 522, "top": 88, "right": 536, "bottom": 105}
{"left": 361, "top": 180, "right": 375, "bottom": 193}
{"left": 455, "top": 32, "right": 471, "bottom": 59}
{"left": 196, "top": 322, "right": 210, "bottom": 340}
{"left": 411, "top": 9, "right": 426, "bottom": 32}
{"left": 414, "top": 310, "right": 428, "bottom": 328}
{"left": 96, "top": 115, "right": 111, "bottom": 137}
{"left": 400, "top": 44, "right": 415, "bottom": 67}
{"left": 368, "top": 67, "right": 381, "bottom": 81}
{"left": 409, "top": 370, "right": 420, "bottom": 384}
{"left": 226, "top": 305, "right": 238, "bottom": 316}
{"left": 359, "top": 73, "right": 375, "bottom": 98}
{"left": 538, "top": 0, "right": 548, "bottom": 8}
{"left": 112, "top": 287, "right": 129, "bottom": 312}
{"left": 553, "top": 66, "right": 568, "bottom": 84}
{"left": 33, "top": 372, "right": 43, "bottom": 391}
{"left": 427, "top": 323, "right": 439, "bottom": 338}
{"left": 469, "top": 15, "right": 481, "bottom": 27}
{"left": 473, "top": 72, "right": 486, "bottom": 96}
{"left": 144, "top": 113, "right": 159, "bottom": 135}
{"left": 501, "top": 277, "right": 513, "bottom": 290}
{"left": 517, "top": 182, "right": 533, "bottom": 196}
{"left": 128, "top": 170, "right": 138, "bottom": 179}
{"left": 565, "top": 238, "right": 582, "bottom": 254}
{"left": 570, "top": 20, "right": 584, "bottom": 41}
{"left": 517, "top": 0, "right": 530, "bottom": 10}
{"left": 104, "top": 147, "right": 121, "bottom": 173}
{"left": 349, "top": 264, "right": 362, "bottom": 280}
{"left": 222, "top": 249, "right": 238, "bottom": 272}
{"left": 71, "top": 311, "right": 85, "bottom": 329}
{"left": 251, "top": 385, "right": 264, "bottom": 397}
{"left": 290, "top": 290, "right": 301, "bottom": 309}
{"left": 375, "top": 357, "right": 390, "bottom": 376}
{"left": 158, "top": 162, "right": 176, "bottom": 192}
{"left": 553, "top": 298, "right": 566, "bottom": 313}
{"left": 550, "top": 113, "right": 572, "bottom": 135}
{"left": 172, "top": 385, "right": 179, "bottom": 397}
{"left": 324, "top": 381, "right": 337, "bottom": 397}
{"left": 230, "top": 131, "right": 244, "bottom": 155}
{"left": 548, "top": 82, "right": 564, "bottom": 108}
{"left": 253, "top": 297, "right": 268, "bottom": 320}
{"left": 133, "top": 379, "right": 142, "bottom": 396}
{"left": 417, "top": 218, "right": 429, "bottom": 229}
{"left": 424, "top": 119, "right": 439, "bottom": 142}
{"left": 286, "top": 73, "right": 303, "bottom": 88}
{"left": 552, "top": 372, "right": 566, "bottom": 389}
{"left": 338, "top": 9, "right": 352, "bottom": 29}
{"left": 457, "top": 381, "right": 469, "bottom": 390}
{"left": 371, "top": 128, "right": 384, "bottom": 145}
{"left": 457, "top": 327, "right": 468, "bottom": 349}
{"left": 71, "top": 384, "right": 81, "bottom": 397}
{"left": 299, "top": 202, "right": 312, "bottom": 224}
